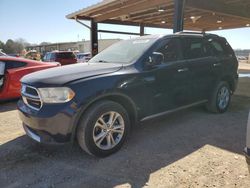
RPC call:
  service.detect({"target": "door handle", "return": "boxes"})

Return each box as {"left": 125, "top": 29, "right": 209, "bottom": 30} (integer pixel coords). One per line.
{"left": 213, "top": 63, "right": 221, "bottom": 67}
{"left": 177, "top": 68, "right": 189, "bottom": 73}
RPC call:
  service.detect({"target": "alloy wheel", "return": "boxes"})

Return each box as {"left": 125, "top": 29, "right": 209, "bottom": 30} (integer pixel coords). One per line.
{"left": 93, "top": 111, "right": 125, "bottom": 150}
{"left": 217, "top": 86, "right": 230, "bottom": 110}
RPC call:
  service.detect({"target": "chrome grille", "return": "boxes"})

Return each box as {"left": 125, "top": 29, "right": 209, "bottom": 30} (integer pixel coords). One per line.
{"left": 21, "top": 84, "right": 42, "bottom": 110}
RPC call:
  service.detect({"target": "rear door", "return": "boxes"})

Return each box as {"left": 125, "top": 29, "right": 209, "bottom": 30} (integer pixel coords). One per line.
{"left": 181, "top": 37, "right": 217, "bottom": 102}
{"left": 206, "top": 37, "right": 238, "bottom": 81}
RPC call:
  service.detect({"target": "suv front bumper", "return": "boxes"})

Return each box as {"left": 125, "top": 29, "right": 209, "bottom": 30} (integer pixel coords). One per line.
{"left": 17, "top": 99, "right": 77, "bottom": 144}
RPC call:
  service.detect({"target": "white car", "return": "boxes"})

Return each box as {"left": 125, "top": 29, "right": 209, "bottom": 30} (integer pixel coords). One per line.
{"left": 245, "top": 111, "right": 250, "bottom": 172}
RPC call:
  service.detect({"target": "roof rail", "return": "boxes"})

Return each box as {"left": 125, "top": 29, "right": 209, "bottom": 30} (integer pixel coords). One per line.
{"left": 175, "top": 31, "right": 205, "bottom": 35}
{"left": 175, "top": 31, "right": 221, "bottom": 38}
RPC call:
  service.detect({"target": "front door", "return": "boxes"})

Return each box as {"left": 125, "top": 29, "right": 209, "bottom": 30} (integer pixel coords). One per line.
{"left": 143, "top": 38, "right": 191, "bottom": 115}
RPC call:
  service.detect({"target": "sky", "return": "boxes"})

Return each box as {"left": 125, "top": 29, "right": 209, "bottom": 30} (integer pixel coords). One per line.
{"left": 1, "top": 0, "right": 250, "bottom": 49}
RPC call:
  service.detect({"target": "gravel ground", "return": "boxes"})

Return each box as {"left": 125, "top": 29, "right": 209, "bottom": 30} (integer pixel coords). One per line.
{"left": 0, "top": 78, "right": 250, "bottom": 188}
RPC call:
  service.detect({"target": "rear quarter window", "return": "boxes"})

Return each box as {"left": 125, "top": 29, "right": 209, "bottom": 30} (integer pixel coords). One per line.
{"left": 207, "top": 38, "right": 234, "bottom": 57}
{"left": 4, "top": 61, "right": 27, "bottom": 69}
{"left": 222, "top": 40, "right": 235, "bottom": 56}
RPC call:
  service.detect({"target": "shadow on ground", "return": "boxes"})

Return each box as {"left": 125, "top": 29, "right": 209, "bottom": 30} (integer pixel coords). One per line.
{"left": 0, "top": 96, "right": 249, "bottom": 188}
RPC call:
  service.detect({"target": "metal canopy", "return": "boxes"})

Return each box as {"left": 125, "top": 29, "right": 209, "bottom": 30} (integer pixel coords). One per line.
{"left": 67, "top": 0, "right": 250, "bottom": 31}
{"left": 66, "top": 0, "right": 250, "bottom": 56}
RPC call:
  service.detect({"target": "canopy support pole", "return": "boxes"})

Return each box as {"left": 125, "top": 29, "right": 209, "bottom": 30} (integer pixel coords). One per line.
{"left": 173, "top": 0, "right": 186, "bottom": 33}
{"left": 91, "top": 20, "right": 98, "bottom": 56}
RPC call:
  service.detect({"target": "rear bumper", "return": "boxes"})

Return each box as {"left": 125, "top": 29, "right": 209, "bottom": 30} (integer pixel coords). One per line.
{"left": 244, "top": 147, "right": 250, "bottom": 173}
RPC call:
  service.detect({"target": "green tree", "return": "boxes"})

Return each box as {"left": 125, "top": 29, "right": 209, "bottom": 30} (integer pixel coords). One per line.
{"left": 3, "top": 39, "right": 25, "bottom": 54}
{"left": 0, "top": 41, "right": 4, "bottom": 50}
{"left": 4, "top": 39, "right": 15, "bottom": 54}
{"left": 16, "top": 38, "right": 30, "bottom": 47}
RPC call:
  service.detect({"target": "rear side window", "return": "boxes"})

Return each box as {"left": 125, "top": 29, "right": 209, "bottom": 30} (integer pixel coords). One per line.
{"left": 56, "top": 52, "right": 76, "bottom": 59}
{"left": 4, "top": 61, "right": 27, "bottom": 69}
{"left": 182, "top": 38, "right": 209, "bottom": 59}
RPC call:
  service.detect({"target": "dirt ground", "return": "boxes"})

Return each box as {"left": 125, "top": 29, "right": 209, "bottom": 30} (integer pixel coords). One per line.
{"left": 238, "top": 61, "right": 250, "bottom": 73}
{"left": 0, "top": 66, "right": 250, "bottom": 188}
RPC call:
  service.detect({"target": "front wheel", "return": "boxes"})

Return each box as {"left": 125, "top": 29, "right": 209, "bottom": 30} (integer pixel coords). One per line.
{"left": 77, "top": 100, "right": 130, "bottom": 157}
{"left": 206, "top": 81, "right": 231, "bottom": 113}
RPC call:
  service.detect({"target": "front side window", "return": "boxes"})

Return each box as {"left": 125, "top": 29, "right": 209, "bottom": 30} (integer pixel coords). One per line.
{"left": 43, "top": 53, "right": 51, "bottom": 61}
{"left": 154, "top": 38, "right": 182, "bottom": 63}
{"left": 182, "top": 38, "right": 208, "bottom": 59}
{"left": 89, "top": 37, "right": 158, "bottom": 64}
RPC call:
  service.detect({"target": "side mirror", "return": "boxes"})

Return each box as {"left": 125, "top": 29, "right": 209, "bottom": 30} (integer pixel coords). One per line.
{"left": 147, "top": 52, "right": 164, "bottom": 67}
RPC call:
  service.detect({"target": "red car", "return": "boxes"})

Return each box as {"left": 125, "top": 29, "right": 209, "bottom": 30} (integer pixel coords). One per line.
{"left": 43, "top": 51, "right": 77, "bottom": 66}
{"left": 0, "top": 56, "right": 60, "bottom": 101}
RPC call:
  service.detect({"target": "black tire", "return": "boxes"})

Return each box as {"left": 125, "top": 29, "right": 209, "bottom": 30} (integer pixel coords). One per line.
{"left": 77, "top": 100, "right": 130, "bottom": 157}
{"left": 206, "top": 81, "right": 231, "bottom": 113}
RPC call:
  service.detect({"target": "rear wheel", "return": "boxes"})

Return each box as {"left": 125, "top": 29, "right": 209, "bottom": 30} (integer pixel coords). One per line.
{"left": 77, "top": 100, "right": 130, "bottom": 157}
{"left": 206, "top": 81, "right": 231, "bottom": 113}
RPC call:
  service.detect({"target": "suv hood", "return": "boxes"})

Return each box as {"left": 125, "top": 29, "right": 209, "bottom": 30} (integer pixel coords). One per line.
{"left": 21, "top": 63, "right": 123, "bottom": 86}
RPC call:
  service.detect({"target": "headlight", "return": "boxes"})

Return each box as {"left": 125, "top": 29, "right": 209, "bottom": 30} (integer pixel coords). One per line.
{"left": 38, "top": 87, "right": 75, "bottom": 103}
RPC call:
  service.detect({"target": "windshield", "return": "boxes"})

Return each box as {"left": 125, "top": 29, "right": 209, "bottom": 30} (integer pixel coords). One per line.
{"left": 89, "top": 37, "right": 157, "bottom": 64}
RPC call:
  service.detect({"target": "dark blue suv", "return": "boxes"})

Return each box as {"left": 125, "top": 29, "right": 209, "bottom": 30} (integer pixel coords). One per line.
{"left": 18, "top": 32, "right": 238, "bottom": 157}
